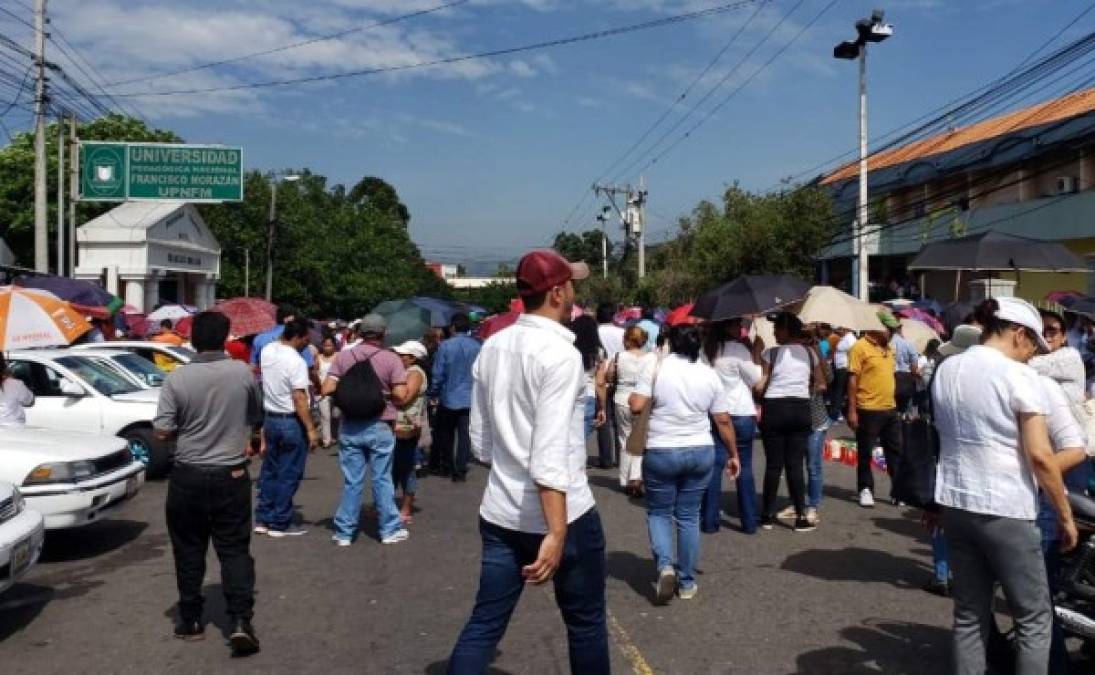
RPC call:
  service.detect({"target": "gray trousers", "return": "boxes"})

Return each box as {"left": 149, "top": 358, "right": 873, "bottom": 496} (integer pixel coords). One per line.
{"left": 943, "top": 507, "right": 1051, "bottom": 675}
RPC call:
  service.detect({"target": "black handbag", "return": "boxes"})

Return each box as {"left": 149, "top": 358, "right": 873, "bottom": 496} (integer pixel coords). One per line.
{"left": 892, "top": 418, "right": 939, "bottom": 509}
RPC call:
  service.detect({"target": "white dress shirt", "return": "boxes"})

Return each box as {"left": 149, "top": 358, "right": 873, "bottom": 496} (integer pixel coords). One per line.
{"left": 470, "top": 313, "right": 596, "bottom": 534}
{"left": 834, "top": 332, "right": 857, "bottom": 370}
{"left": 704, "top": 341, "right": 761, "bottom": 417}
{"left": 932, "top": 345, "right": 1048, "bottom": 520}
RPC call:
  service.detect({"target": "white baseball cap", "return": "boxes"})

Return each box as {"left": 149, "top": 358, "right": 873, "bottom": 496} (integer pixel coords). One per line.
{"left": 392, "top": 340, "right": 428, "bottom": 360}
{"left": 995, "top": 297, "right": 1050, "bottom": 353}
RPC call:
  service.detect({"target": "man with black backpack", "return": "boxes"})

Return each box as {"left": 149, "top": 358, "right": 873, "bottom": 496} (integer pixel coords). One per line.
{"left": 321, "top": 313, "right": 410, "bottom": 546}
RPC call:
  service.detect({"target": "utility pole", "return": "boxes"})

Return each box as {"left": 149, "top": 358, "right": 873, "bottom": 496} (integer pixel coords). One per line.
{"left": 67, "top": 114, "right": 77, "bottom": 276}
{"left": 32, "top": 0, "right": 48, "bottom": 273}
{"left": 264, "top": 180, "right": 277, "bottom": 301}
{"left": 596, "top": 208, "right": 609, "bottom": 279}
{"left": 55, "top": 112, "right": 63, "bottom": 276}
{"left": 834, "top": 9, "right": 893, "bottom": 302}
{"left": 593, "top": 181, "right": 647, "bottom": 280}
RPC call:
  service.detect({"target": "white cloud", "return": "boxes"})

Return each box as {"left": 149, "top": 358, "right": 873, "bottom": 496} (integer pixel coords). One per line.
{"left": 576, "top": 96, "right": 603, "bottom": 108}
{"left": 509, "top": 60, "right": 537, "bottom": 77}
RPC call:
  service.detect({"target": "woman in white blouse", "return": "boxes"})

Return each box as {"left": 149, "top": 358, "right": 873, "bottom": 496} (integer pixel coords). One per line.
{"left": 932, "top": 297, "right": 1077, "bottom": 675}
{"left": 605, "top": 325, "right": 656, "bottom": 496}
{"left": 701, "top": 319, "right": 763, "bottom": 534}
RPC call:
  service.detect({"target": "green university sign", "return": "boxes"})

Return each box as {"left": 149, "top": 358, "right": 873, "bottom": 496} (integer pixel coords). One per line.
{"left": 80, "top": 142, "right": 243, "bottom": 203}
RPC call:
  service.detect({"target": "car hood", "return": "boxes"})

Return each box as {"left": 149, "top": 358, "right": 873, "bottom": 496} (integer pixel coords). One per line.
{"left": 111, "top": 389, "right": 160, "bottom": 403}
{"left": 0, "top": 425, "right": 129, "bottom": 462}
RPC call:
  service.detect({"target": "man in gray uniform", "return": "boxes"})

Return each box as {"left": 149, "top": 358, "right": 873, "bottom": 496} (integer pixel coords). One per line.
{"left": 154, "top": 311, "right": 263, "bottom": 656}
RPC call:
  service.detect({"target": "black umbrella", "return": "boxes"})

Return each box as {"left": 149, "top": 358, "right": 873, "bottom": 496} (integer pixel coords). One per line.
{"left": 690, "top": 275, "right": 811, "bottom": 322}
{"left": 942, "top": 301, "right": 973, "bottom": 335}
{"left": 1062, "top": 296, "right": 1095, "bottom": 319}
{"left": 907, "top": 231, "right": 1088, "bottom": 272}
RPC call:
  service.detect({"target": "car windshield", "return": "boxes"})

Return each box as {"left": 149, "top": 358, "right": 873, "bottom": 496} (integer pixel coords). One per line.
{"left": 167, "top": 346, "right": 194, "bottom": 360}
{"left": 55, "top": 356, "right": 142, "bottom": 396}
{"left": 112, "top": 353, "right": 166, "bottom": 384}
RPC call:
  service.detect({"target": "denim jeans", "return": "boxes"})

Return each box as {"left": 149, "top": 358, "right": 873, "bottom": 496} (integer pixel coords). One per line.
{"left": 583, "top": 395, "right": 596, "bottom": 439}
{"left": 931, "top": 526, "right": 949, "bottom": 583}
{"left": 700, "top": 438, "right": 728, "bottom": 533}
{"left": 732, "top": 416, "right": 759, "bottom": 533}
{"left": 806, "top": 422, "right": 830, "bottom": 509}
{"left": 334, "top": 418, "right": 400, "bottom": 541}
{"left": 643, "top": 446, "right": 715, "bottom": 589}
{"left": 448, "top": 509, "right": 609, "bottom": 675}
{"left": 392, "top": 436, "right": 418, "bottom": 496}
{"left": 256, "top": 415, "right": 309, "bottom": 531}
{"left": 435, "top": 407, "right": 471, "bottom": 477}
{"left": 1036, "top": 492, "right": 1068, "bottom": 675}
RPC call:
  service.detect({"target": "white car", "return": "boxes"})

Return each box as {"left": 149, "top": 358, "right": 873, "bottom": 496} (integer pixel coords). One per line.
{"left": 0, "top": 427, "right": 144, "bottom": 530}
{"left": 77, "top": 349, "right": 166, "bottom": 389}
{"left": 71, "top": 341, "right": 194, "bottom": 372}
{"left": 7, "top": 350, "right": 173, "bottom": 478}
{"left": 0, "top": 479, "right": 45, "bottom": 593}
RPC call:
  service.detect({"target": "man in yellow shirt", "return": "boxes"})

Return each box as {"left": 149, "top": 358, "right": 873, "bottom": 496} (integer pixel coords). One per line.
{"left": 847, "top": 320, "right": 902, "bottom": 508}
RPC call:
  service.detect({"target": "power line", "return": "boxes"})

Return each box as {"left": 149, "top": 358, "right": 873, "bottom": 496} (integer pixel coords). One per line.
{"left": 613, "top": 0, "right": 809, "bottom": 183}
{"left": 47, "top": 23, "right": 142, "bottom": 119}
{"left": 771, "top": 6, "right": 1095, "bottom": 190}
{"left": 625, "top": 0, "right": 839, "bottom": 180}
{"left": 560, "top": 0, "right": 769, "bottom": 228}
{"left": 106, "top": 0, "right": 471, "bottom": 88}
{"left": 110, "top": 0, "right": 763, "bottom": 98}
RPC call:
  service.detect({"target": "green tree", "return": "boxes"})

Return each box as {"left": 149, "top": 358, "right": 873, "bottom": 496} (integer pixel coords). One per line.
{"left": 453, "top": 281, "right": 516, "bottom": 314}
{"left": 0, "top": 114, "right": 181, "bottom": 264}
{"left": 348, "top": 176, "right": 410, "bottom": 227}
{"left": 552, "top": 229, "right": 612, "bottom": 269}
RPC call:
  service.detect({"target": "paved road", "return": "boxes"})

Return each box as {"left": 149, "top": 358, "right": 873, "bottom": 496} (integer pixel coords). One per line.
{"left": 1, "top": 436, "right": 1087, "bottom": 674}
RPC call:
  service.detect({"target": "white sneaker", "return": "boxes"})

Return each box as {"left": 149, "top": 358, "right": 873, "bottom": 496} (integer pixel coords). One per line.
{"left": 858, "top": 489, "right": 875, "bottom": 508}
{"left": 776, "top": 505, "right": 797, "bottom": 520}
{"left": 654, "top": 567, "right": 676, "bottom": 605}
{"left": 678, "top": 584, "right": 698, "bottom": 600}
{"left": 267, "top": 526, "right": 308, "bottom": 538}
{"left": 331, "top": 535, "right": 352, "bottom": 547}
{"left": 805, "top": 507, "right": 819, "bottom": 525}
{"left": 381, "top": 529, "right": 410, "bottom": 545}
{"left": 253, "top": 524, "right": 268, "bottom": 535}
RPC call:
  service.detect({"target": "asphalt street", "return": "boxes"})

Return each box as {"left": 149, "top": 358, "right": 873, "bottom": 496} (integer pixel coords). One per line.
{"left": 2, "top": 434, "right": 1087, "bottom": 674}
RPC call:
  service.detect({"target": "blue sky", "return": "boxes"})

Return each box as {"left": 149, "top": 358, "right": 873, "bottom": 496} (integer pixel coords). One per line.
{"left": 3, "top": 0, "right": 1091, "bottom": 271}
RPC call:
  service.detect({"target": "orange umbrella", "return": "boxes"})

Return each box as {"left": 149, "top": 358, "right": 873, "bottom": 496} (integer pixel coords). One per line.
{"left": 0, "top": 286, "right": 91, "bottom": 350}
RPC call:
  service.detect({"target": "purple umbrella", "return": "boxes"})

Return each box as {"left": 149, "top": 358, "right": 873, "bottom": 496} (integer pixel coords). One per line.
{"left": 15, "top": 275, "right": 123, "bottom": 313}
{"left": 896, "top": 308, "right": 945, "bottom": 335}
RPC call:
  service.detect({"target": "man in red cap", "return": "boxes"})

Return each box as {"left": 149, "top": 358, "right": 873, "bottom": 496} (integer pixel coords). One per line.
{"left": 447, "top": 250, "right": 608, "bottom": 674}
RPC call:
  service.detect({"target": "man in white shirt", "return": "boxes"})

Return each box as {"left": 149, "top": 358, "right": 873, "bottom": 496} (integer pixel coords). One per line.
{"left": 828, "top": 327, "right": 857, "bottom": 420}
{"left": 448, "top": 250, "right": 608, "bottom": 674}
{"left": 255, "top": 318, "right": 320, "bottom": 538}
{"left": 595, "top": 302, "right": 625, "bottom": 470}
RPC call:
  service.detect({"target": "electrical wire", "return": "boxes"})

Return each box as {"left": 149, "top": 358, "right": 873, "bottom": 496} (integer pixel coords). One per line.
{"left": 623, "top": 0, "right": 840, "bottom": 181}
{"left": 612, "top": 0, "right": 809, "bottom": 183}
{"left": 47, "top": 24, "right": 142, "bottom": 119}
{"left": 110, "top": 0, "right": 763, "bottom": 98}
{"left": 106, "top": 0, "right": 472, "bottom": 88}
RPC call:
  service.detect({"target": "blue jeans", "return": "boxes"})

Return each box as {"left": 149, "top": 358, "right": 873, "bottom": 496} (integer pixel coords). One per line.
{"left": 643, "top": 446, "right": 715, "bottom": 589}
{"left": 448, "top": 509, "right": 609, "bottom": 675}
{"left": 256, "top": 415, "right": 309, "bottom": 531}
{"left": 583, "top": 395, "right": 596, "bottom": 439}
{"left": 806, "top": 422, "right": 830, "bottom": 509}
{"left": 700, "top": 438, "right": 728, "bottom": 533}
{"left": 334, "top": 419, "right": 400, "bottom": 541}
{"left": 733, "top": 416, "right": 759, "bottom": 533}
{"left": 1036, "top": 493, "right": 1068, "bottom": 675}
{"left": 930, "top": 526, "right": 949, "bottom": 583}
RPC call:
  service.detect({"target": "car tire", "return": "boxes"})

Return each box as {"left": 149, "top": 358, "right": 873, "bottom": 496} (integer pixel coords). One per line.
{"left": 123, "top": 427, "right": 170, "bottom": 479}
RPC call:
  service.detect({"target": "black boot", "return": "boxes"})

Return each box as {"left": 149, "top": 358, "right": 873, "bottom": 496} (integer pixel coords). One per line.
{"left": 229, "top": 618, "right": 260, "bottom": 656}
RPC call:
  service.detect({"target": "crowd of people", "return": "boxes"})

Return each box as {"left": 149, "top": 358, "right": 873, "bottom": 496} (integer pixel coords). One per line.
{"left": 141, "top": 247, "right": 1095, "bottom": 673}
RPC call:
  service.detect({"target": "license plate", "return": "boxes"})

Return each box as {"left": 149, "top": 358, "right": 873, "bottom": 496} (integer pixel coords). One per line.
{"left": 125, "top": 475, "right": 139, "bottom": 499}
{"left": 10, "top": 540, "right": 30, "bottom": 577}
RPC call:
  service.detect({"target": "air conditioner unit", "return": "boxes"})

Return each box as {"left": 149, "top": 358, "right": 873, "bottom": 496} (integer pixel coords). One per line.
{"left": 1056, "top": 176, "right": 1077, "bottom": 194}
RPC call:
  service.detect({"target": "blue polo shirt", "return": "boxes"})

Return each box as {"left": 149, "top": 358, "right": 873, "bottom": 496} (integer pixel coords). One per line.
{"left": 250, "top": 325, "right": 315, "bottom": 368}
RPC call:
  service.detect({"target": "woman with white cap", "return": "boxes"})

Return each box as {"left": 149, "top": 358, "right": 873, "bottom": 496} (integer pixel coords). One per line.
{"left": 392, "top": 340, "right": 428, "bottom": 525}
{"left": 932, "top": 297, "right": 1078, "bottom": 675}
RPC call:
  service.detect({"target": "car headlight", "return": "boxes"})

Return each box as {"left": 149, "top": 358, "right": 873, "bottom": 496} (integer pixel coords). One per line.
{"left": 12, "top": 487, "right": 24, "bottom": 515}
{"left": 24, "top": 462, "right": 76, "bottom": 485}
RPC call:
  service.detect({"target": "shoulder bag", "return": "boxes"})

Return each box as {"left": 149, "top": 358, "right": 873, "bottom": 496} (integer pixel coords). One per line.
{"left": 624, "top": 358, "right": 662, "bottom": 457}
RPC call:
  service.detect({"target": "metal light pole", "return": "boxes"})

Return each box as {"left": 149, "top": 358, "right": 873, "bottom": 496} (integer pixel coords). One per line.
{"left": 32, "top": 0, "right": 48, "bottom": 272}
{"left": 264, "top": 173, "right": 300, "bottom": 301}
{"left": 834, "top": 10, "right": 893, "bottom": 302}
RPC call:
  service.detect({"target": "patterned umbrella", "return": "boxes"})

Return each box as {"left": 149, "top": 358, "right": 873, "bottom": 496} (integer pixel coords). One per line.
{"left": 0, "top": 286, "right": 91, "bottom": 349}
{"left": 213, "top": 297, "right": 277, "bottom": 337}
{"left": 147, "top": 304, "right": 197, "bottom": 327}
{"left": 896, "top": 307, "right": 945, "bottom": 335}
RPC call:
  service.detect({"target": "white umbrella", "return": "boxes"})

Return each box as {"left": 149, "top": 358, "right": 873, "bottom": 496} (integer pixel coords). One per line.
{"left": 0, "top": 286, "right": 91, "bottom": 349}
{"left": 796, "top": 286, "right": 886, "bottom": 332}
{"left": 749, "top": 316, "right": 776, "bottom": 350}
{"left": 899, "top": 318, "right": 940, "bottom": 353}
{"left": 146, "top": 304, "right": 196, "bottom": 326}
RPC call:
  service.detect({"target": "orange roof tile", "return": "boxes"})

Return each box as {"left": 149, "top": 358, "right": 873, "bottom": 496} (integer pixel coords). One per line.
{"left": 820, "top": 87, "right": 1095, "bottom": 184}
